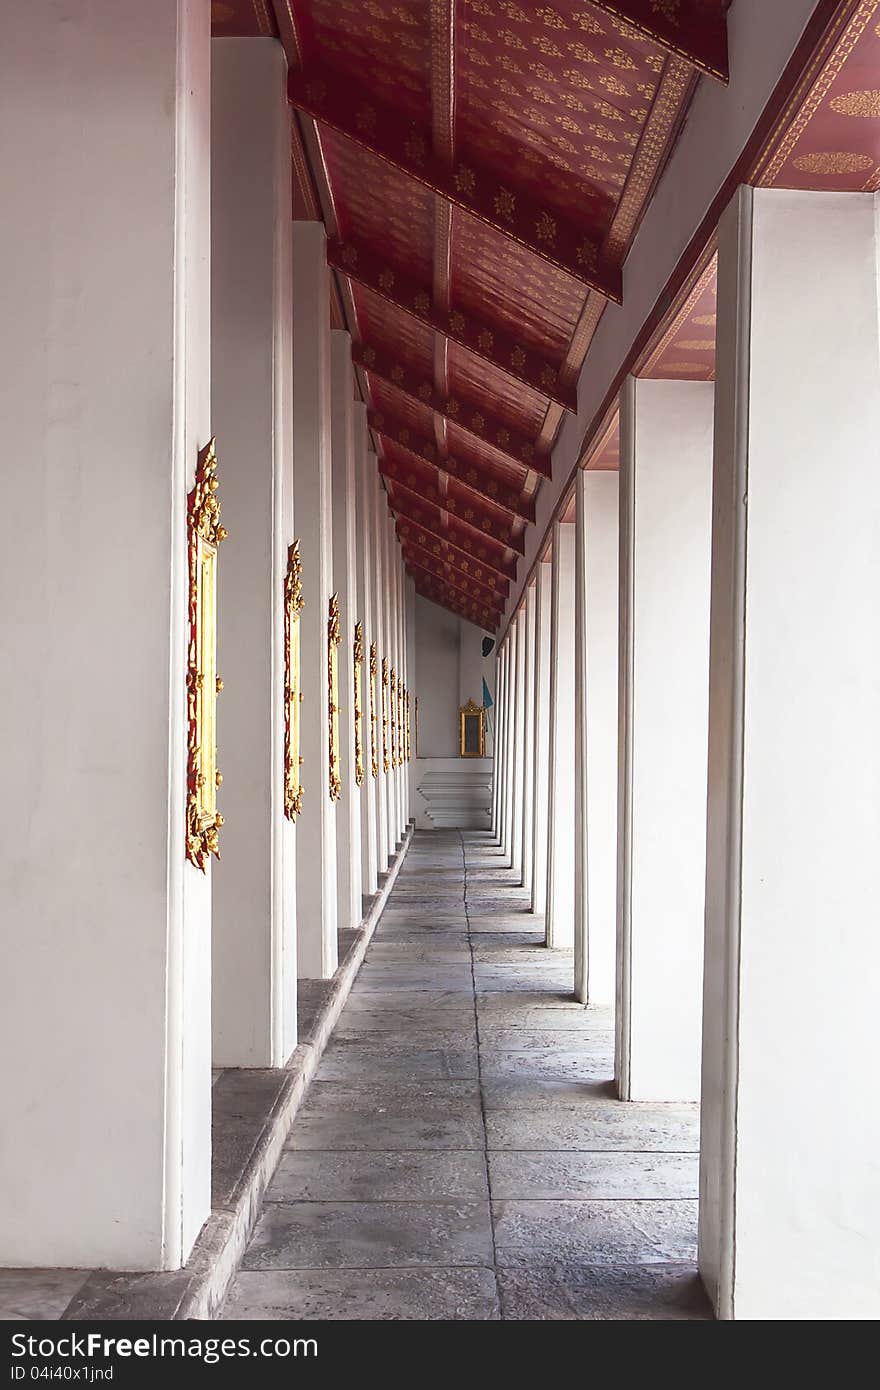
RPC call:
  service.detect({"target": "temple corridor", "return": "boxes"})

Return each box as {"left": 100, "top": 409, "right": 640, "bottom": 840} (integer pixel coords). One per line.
{"left": 221, "top": 831, "right": 705, "bottom": 1321}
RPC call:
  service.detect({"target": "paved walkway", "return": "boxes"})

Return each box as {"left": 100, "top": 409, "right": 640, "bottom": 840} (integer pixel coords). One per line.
{"left": 222, "top": 830, "right": 708, "bottom": 1320}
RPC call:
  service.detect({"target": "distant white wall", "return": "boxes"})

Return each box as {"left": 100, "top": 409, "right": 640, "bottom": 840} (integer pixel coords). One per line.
{"left": 413, "top": 595, "right": 496, "bottom": 757}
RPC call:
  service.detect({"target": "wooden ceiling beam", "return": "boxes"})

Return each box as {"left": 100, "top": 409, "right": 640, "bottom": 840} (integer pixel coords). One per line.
{"left": 385, "top": 472, "right": 525, "bottom": 556}
{"left": 401, "top": 538, "right": 507, "bottom": 610}
{"left": 370, "top": 412, "right": 535, "bottom": 525}
{"left": 288, "top": 65, "right": 622, "bottom": 301}
{"left": 328, "top": 237, "right": 576, "bottom": 413}
{"left": 392, "top": 510, "right": 516, "bottom": 586}
{"left": 414, "top": 578, "right": 500, "bottom": 631}
{"left": 407, "top": 557, "right": 505, "bottom": 615}
{"left": 357, "top": 341, "right": 551, "bottom": 478}
{"left": 589, "top": 1, "right": 729, "bottom": 83}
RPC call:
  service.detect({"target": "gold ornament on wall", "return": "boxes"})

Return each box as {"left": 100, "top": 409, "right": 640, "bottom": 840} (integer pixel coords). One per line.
{"left": 328, "top": 594, "right": 342, "bottom": 802}
{"left": 353, "top": 622, "right": 365, "bottom": 787}
{"left": 397, "top": 677, "right": 404, "bottom": 768}
{"left": 382, "top": 657, "right": 390, "bottom": 773}
{"left": 369, "top": 642, "right": 379, "bottom": 779}
{"left": 186, "top": 438, "right": 228, "bottom": 870}
{"left": 284, "top": 540, "right": 304, "bottom": 820}
{"left": 459, "top": 699, "right": 486, "bottom": 758}
{"left": 390, "top": 668, "right": 397, "bottom": 768}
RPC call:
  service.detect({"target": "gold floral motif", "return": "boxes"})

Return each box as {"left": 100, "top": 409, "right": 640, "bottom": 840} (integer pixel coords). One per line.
{"left": 454, "top": 164, "right": 477, "bottom": 195}
{"left": 535, "top": 210, "right": 557, "bottom": 244}
{"left": 499, "top": 28, "right": 527, "bottom": 49}
{"left": 356, "top": 105, "right": 378, "bottom": 137}
{"left": 477, "top": 328, "right": 494, "bottom": 352}
{"left": 829, "top": 89, "right": 880, "bottom": 118}
{"left": 369, "top": 642, "right": 379, "bottom": 778}
{"left": 792, "top": 150, "right": 873, "bottom": 173}
{"left": 449, "top": 309, "right": 466, "bottom": 334}
{"left": 404, "top": 130, "right": 428, "bottom": 164}
{"left": 328, "top": 595, "right": 342, "bottom": 802}
{"left": 284, "top": 541, "right": 305, "bottom": 820}
{"left": 537, "top": 5, "right": 568, "bottom": 28}
{"left": 494, "top": 187, "right": 516, "bottom": 221}
{"left": 353, "top": 622, "right": 364, "bottom": 788}
{"left": 186, "top": 439, "right": 228, "bottom": 871}
{"left": 381, "top": 657, "right": 390, "bottom": 773}
{"left": 378, "top": 268, "right": 395, "bottom": 290}
{"left": 412, "top": 291, "right": 431, "bottom": 315}
{"left": 362, "top": 345, "right": 377, "bottom": 366}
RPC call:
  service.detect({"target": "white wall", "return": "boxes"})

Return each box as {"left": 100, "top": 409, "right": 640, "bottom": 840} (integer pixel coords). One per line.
{"left": 700, "top": 187, "right": 880, "bottom": 1321}
{"left": 617, "top": 378, "right": 712, "bottom": 1103}
{"left": 0, "top": 0, "right": 211, "bottom": 1269}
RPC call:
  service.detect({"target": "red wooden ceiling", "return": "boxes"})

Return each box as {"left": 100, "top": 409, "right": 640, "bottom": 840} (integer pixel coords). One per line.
{"left": 635, "top": 2, "right": 880, "bottom": 390}
{"left": 212, "top": 0, "right": 735, "bottom": 627}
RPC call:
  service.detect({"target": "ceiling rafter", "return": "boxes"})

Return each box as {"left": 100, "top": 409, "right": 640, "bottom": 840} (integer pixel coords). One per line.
{"left": 328, "top": 238, "right": 576, "bottom": 413}
{"left": 369, "top": 410, "right": 534, "bottom": 524}
{"left": 406, "top": 555, "right": 505, "bottom": 615}
{"left": 589, "top": 1, "right": 729, "bottom": 83}
{"left": 287, "top": 66, "right": 623, "bottom": 301}
{"left": 356, "top": 342, "right": 550, "bottom": 478}
{"left": 415, "top": 579, "right": 500, "bottom": 632}
{"left": 401, "top": 537, "right": 507, "bottom": 610}
{"left": 385, "top": 474, "right": 525, "bottom": 556}
{"left": 392, "top": 509, "right": 517, "bottom": 585}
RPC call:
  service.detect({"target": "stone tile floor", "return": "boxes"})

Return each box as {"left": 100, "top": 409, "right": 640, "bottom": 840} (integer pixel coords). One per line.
{"left": 221, "top": 829, "right": 710, "bottom": 1321}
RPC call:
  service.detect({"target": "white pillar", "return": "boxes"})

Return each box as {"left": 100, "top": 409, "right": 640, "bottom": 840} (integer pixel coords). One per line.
{"left": 503, "top": 623, "right": 518, "bottom": 864}
{"left": 211, "top": 37, "right": 295, "bottom": 1069}
{"left": 546, "top": 523, "right": 576, "bottom": 948}
{"left": 392, "top": 540, "right": 405, "bottom": 841}
{"left": 331, "top": 331, "right": 362, "bottom": 930}
{"left": 0, "top": 0, "right": 210, "bottom": 1269}
{"left": 510, "top": 609, "right": 527, "bottom": 881}
{"left": 292, "top": 222, "right": 337, "bottom": 978}
{"left": 616, "top": 376, "right": 712, "bottom": 1101}
{"left": 372, "top": 474, "right": 390, "bottom": 874}
{"left": 574, "top": 469, "right": 619, "bottom": 1006}
{"left": 355, "top": 416, "right": 378, "bottom": 897}
{"left": 530, "top": 560, "right": 552, "bottom": 915}
{"left": 491, "top": 642, "right": 506, "bottom": 841}
{"left": 520, "top": 584, "right": 537, "bottom": 897}
{"left": 406, "top": 575, "right": 417, "bottom": 820}
{"left": 700, "top": 187, "right": 880, "bottom": 1322}
{"left": 383, "top": 514, "right": 397, "bottom": 852}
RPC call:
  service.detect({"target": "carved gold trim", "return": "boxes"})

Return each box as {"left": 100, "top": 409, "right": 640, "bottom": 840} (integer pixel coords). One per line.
{"left": 404, "top": 688, "right": 411, "bottom": 763}
{"left": 284, "top": 540, "right": 304, "bottom": 820}
{"left": 328, "top": 594, "right": 342, "bottom": 801}
{"left": 390, "top": 668, "right": 398, "bottom": 769}
{"left": 353, "top": 622, "right": 365, "bottom": 787}
{"left": 415, "top": 695, "right": 420, "bottom": 758}
{"left": 381, "top": 657, "right": 390, "bottom": 773}
{"left": 186, "top": 438, "right": 227, "bottom": 871}
{"left": 369, "top": 642, "right": 379, "bottom": 778}
{"left": 459, "top": 698, "right": 486, "bottom": 759}
{"left": 397, "top": 676, "right": 405, "bottom": 768}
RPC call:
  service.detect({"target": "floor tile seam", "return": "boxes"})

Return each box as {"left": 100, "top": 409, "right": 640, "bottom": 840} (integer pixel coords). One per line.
{"left": 460, "top": 832, "right": 505, "bottom": 1319}
{"left": 261, "top": 1195, "right": 696, "bottom": 1205}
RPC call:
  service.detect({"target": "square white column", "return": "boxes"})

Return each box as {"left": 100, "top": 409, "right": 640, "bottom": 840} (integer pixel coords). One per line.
{"left": 355, "top": 419, "right": 378, "bottom": 897}
{"left": 372, "top": 473, "right": 390, "bottom": 872}
{"left": 520, "top": 583, "right": 537, "bottom": 897}
{"left": 574, "top": 469, "right": 619, "bottom": 1006}
{"left": 531, "top": 560, "right": 552, "bottom": 915}
{"left": 510, "top": 608, "right": 527, "bottom": 880}
{"left": 331, "top": 331, "right": 362, "bottom": 930}
{"left": 700, "top": 187, "right": 880, "bottom": 1321}
{"left": 503, "top": 623, "right": 518, "bottom": 864}
{"left": 211, "top": 37, "right": 296, "bottom": 1068}
{"left": 546, "top": 522, "right": 576, "bottom": 948}
{"left": 491, "top": 641, "right": 507, "bottom": 842}
{"left": 0, "top": 0, "right": 210, "bottom": 1269}
{"left": 292, "top": 222, "right": 337, "bottom": 978}
{"left": 616, "top": 377, "right": 712, "bottom": 1101}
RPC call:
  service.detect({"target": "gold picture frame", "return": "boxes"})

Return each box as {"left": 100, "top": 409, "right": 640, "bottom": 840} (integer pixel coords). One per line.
{"left": 390, "top": 668, "right": 398, "bottom": 769}
{"left": 186, "top": 438, "right": 227, "bottom": 870}
{"left": 353, "top": 622, "right": 364, "bottom": 787}
{"left": 369, "top": 642, "right": 379, "bottom": 779}
{"left": 381, "top": 657, "right": 390, "bottom": 773}
{"left": 328, "top": 594, "right": 342, "bottom": 801}
{"left": 459, "top": 699, "right": 486, "bottom": 759}
{"left": 284, "top": 539, "right": 304, "bottom": 820}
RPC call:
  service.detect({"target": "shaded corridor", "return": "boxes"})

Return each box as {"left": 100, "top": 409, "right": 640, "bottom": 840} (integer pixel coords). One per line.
{"left": 222, "top": 831, "right": 708, "bottom": 1320}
